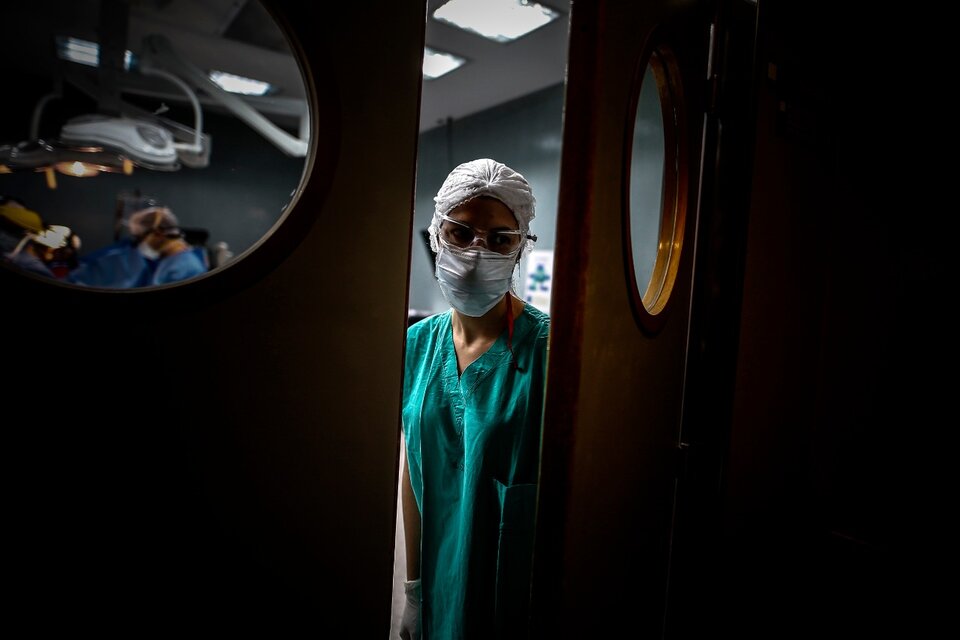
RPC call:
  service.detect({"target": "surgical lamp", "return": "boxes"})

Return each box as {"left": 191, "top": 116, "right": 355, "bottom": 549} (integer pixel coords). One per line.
{"left": 0, "top": 33, "right": 308, "bottom": 188}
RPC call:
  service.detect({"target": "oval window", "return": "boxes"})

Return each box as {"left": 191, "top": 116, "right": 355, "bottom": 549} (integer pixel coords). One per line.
{"left": 623, "top": 47, "right": 686, "bottom": 329}
{"left": 0, "top": 0, "right": 311, "bottom": 291}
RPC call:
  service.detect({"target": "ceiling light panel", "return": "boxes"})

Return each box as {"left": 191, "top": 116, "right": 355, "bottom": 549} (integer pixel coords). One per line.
{"left": 208, "top": 70, "right": 274, "bottom": 96}
{"left": 432, "top": 0, "right": 560, "bottom": 43}
{"left": 423, "top": 47, "right": 467, "bottom": 80}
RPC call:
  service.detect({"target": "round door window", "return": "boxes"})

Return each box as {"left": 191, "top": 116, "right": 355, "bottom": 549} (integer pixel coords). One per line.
{"left": 0, "top": 0, "right": 312, "bottom": 290}
{"left": 624, "top": 47, "right": 686, "bottom": 327}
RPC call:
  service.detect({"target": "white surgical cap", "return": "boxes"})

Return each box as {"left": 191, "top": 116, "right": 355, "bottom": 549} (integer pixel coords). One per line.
{"left": 128, "top": 206, "right": 179, "bottom": 238}
{"left": 429, "top": 158, "right": 536, "bottom": 254}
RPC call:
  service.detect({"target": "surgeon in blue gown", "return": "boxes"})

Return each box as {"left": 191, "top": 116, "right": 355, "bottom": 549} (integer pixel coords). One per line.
{"left": 66, "top": 206, "right": 207, "bottom": 288}
{"left": 399, "top": 159, "right": 550, "bottom": 640}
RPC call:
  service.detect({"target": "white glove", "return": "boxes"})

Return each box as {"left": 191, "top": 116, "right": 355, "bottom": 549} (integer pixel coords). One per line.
{"left": 399, "top": 578, "right": 421, "bottom": 640}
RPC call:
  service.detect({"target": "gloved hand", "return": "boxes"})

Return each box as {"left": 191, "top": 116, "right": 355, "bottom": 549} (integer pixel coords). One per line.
{"left": 398, "top": 578, "right": 421, "bottom": 640}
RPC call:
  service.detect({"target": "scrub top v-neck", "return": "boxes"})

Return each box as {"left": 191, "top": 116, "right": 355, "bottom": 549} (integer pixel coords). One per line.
{"left": 402, "top": 304, "right": 549, "bottom": 639}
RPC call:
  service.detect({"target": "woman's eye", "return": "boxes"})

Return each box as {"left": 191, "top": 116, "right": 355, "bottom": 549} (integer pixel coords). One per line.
{"left": 451, "top": 228, "right": 472, "bottom": 242}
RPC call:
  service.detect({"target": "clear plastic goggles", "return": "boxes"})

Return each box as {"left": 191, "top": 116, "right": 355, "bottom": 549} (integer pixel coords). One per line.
{"left": 438, "top": 214, "right": 536, "bottom": 255}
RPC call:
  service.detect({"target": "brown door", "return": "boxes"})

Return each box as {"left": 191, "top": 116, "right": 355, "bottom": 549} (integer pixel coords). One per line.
{"left": 532, "top": 0, "right": 730, "bottom": 636}
{"left": 1, "top": 1, "right": 423, "bottom": 635}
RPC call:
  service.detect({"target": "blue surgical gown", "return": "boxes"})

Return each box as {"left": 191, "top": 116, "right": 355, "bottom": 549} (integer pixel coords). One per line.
{"left": 151, "top": 247, "right": 207, "bottom": 285}
{"left": 403, "top": 304, "right": 549, "bottom": 639}
{"left": 5, "top": 251, "right": 55, "bottom": 278}
{"left": 66, "top": 240, "right": 207, "bottom": 288}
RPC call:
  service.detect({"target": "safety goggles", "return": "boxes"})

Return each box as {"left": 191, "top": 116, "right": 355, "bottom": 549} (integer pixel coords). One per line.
{"left": 438, "top": 214, "right": 536, "bottom": 255}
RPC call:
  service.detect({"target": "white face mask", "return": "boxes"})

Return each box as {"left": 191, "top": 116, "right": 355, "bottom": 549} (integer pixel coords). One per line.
{"left": 435, "top": 243, "right": 517, "bottom": 317}
{"left": 137, "top": 241, "right": 161, "bottom": 260}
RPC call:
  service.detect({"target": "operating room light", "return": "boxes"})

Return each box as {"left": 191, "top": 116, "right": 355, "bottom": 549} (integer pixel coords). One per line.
{"left": 57, "top": 161, "right": 100, "bottom": 177}
{"left": 0, "top": 115, "right": 171, "bottom": 190}
{"left": 2, "top": 32, "right": 307, "bottom": 188}
{"left": 423, "top": 47, "right": 467, "bottom": 80}
{"left": 432, "top": 0, "right": 560, "bottom": 43}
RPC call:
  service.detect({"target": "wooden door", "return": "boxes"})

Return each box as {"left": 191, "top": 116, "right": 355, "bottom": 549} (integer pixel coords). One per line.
{"left": 531, "top": 0, "right": 726, "bottom": 636}
{"left": 1, "top": 1, "right": 424, "bottom": 635}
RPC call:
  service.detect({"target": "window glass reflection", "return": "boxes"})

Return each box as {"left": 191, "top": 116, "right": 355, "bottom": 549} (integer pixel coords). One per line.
{"left": 0, "top": 0, "right": 309, "bottom": 289}
{"left": 628, "top": 63, "right": 666, "bottom": 296}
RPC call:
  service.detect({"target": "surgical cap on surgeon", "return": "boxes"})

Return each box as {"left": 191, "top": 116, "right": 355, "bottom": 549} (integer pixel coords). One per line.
{"left": 429, "top": 158, "right": 536, "bottom": 254}
{"left": 127, "top": 206, "right": 180, "bottom": 238}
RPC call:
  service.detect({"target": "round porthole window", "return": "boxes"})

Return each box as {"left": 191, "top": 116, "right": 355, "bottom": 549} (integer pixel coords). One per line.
{"left": 0, "top": 0, "right": 313, "bottom": 291}
{"left": 623, "top": 46, "right": 687, "bottom": 331}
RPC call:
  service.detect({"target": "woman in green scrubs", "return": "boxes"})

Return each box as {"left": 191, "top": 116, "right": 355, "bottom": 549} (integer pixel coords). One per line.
{"left": 399, "top": 159, "right": 549, "bottom": 639}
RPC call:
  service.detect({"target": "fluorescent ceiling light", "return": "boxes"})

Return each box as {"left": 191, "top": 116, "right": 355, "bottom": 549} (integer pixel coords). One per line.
{"left": 208, "top": 70, "right": 274, "bottom": 96}
{"left": 423, "top": 47, "right": 467, "bottom": 80}
{"left": 432, "top": 0, "right": 560, "bottom": 43}
{"left": 55, "top": 36, "right": 135, "bottom": 70}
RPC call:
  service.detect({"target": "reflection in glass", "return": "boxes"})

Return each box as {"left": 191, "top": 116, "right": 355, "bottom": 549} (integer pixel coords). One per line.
{"left": 628, "top": 64, "right": 666, "bottom": 294}
{"left": 0, "top": 0, "right": 310, "bottom": 289}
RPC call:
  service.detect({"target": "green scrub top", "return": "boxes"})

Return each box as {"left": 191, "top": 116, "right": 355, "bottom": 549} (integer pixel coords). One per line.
{"left": 403, "top": 304, "right": 550, "bottom": 639}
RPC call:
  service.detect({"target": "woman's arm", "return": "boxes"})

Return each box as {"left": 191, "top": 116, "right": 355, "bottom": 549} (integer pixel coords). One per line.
{"left": 401, "top": 447, "right": 421, "bottom": 580}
